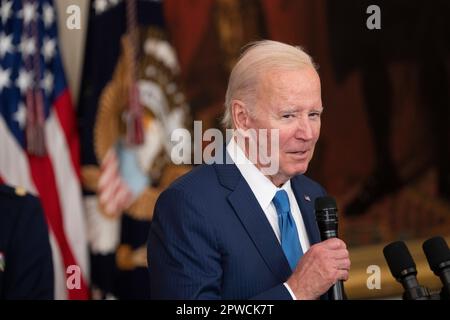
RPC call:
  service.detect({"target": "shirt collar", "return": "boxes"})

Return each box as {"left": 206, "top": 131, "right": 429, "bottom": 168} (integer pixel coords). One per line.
{"left": 226, "top": 138, "right": 291, "bottom": 210}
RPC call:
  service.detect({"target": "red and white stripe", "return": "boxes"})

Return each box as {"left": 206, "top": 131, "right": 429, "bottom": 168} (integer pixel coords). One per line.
{"left": 0, "top": 90, "right": 89, "bottom": 299}
{"left": 98, "top": 149, "right": 134, "bottom": 217}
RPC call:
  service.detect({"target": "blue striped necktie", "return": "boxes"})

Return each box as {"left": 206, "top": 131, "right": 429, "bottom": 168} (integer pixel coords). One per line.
{"left": 272, "top": 190, "right": 303, "bottom": 270}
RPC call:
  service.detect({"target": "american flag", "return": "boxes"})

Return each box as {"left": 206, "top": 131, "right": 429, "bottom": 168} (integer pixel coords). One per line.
{"left": 0, "top": 0, "right": 89, "bottom": 299}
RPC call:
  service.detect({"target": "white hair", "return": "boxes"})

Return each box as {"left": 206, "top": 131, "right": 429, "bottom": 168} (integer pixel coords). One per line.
{"left": 222, "top": 40, "right": 316, "bottom": 128}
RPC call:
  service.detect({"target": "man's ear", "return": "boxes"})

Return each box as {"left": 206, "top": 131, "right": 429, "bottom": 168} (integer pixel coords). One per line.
{"left": 231, "top": 100, "right": 250, "bottom": 130}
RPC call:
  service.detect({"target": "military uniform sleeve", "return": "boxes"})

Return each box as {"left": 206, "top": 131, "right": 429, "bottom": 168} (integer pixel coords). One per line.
{"left": 4, "top": 194, "right": 54, "bottom": 299}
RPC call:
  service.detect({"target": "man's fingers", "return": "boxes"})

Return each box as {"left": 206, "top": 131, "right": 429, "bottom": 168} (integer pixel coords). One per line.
{"left": 332, "top": 248, "right": 349, "bottom": 259}
{"left": 335, "top": 258, "right": 351, "bottom": 271}
{"left": 337, "top": 269, "right": 349, "bottom": 281}
{"left": 322, "top": 238, "right": 347, "bottom": 250}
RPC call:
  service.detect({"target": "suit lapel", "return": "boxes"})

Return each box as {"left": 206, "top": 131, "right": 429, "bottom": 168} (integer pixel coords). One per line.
{"left": 215, "top": 162, "right": 292, "bottom": 283}
{"left": 291, "top": 176, "right": 322, "bottom": 245}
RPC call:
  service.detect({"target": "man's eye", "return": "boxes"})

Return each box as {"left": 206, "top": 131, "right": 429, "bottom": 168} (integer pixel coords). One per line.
{"left": 282, "top": 114, "right": 295, "bottom": 119}
{"left": 309, "top": 112, "right": 321, "bottom": 119}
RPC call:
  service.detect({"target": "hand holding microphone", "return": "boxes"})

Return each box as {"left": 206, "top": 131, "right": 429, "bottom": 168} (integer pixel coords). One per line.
{"left": 315, "top": 196, "right": 347, "bottom": 300}
{"left": 285, "top": 196, "right": 350, "bottom": 300}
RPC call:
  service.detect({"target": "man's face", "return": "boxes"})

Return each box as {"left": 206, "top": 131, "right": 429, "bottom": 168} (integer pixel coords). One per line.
{"left": 247, "top": 67, "right": 323, "bottom": 185}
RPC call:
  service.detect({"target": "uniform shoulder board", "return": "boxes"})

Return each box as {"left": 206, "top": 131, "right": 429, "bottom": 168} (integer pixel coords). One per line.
{"left": 14, "top": 186, "right": 27, "bottom": 196}
{"left": 0, "top": 184, "right": 27, "bottom": 197}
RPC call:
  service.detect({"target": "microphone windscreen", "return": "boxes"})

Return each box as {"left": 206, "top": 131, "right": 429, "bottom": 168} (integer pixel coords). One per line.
{"left": 383, "top": 241, "right": 416, "bottom": 279}
{"left": 315, "top": 196, "right": 337, "bottom": 211}
{"left": 422, "top": 236, "right": 450, "bottom": 274}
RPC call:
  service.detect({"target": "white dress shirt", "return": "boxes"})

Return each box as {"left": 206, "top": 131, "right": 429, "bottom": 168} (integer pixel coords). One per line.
{"left": 226, "top": 138, "right": 311, "bottom": 299}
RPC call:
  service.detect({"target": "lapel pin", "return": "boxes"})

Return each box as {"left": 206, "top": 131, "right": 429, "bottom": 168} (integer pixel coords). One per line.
{"left": 304, "top": 195, "right": 311, "bottom": 202}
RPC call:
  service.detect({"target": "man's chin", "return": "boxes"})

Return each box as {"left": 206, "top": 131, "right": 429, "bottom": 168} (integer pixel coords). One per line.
{"left": 282, "top": 165, "right": 309, "bottom": 178}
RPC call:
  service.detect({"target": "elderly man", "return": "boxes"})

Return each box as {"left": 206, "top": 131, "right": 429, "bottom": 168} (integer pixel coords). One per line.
{"left": 147, "top": 40, "right": 350, "bottom": 300}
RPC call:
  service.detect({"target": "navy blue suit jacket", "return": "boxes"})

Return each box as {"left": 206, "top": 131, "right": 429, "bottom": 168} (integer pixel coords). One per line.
{"left": 0, "top": 184, "right": 54, "bottom": 299}
{"left": 147, "top": 160, "right": 327, "bottom": 300}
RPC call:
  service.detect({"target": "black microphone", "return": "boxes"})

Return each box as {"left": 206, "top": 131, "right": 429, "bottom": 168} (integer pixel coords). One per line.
{"left": 315, "top": 196, "right": 345, "bottom": 300}
{"left": 383, "top": 241, "right": 431, "bottom": 300}
{"left": 423, "top": 236, "right": 450, "bottom": 300}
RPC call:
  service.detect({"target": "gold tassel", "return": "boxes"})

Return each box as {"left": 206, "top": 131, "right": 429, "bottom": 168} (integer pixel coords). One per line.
{"left": 26, "top": 89, "right": 46, "bottom": 156}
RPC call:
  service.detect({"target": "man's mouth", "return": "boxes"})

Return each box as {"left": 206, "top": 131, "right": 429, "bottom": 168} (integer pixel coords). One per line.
{"left": 287, "top": 150, "right": 308, "bottom": 154}
{"left": 287, "top": 150, "right": 309, "bottom": 158}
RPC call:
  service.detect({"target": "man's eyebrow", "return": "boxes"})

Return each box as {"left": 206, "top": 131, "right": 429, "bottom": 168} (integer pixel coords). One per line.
{"left": 280, "top": 107, "right": 324, "bottom": 113}
{"left": 279, "top": 107, "right": 300, "bottom": 113}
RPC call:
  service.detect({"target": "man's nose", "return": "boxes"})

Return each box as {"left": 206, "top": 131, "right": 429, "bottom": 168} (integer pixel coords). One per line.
{"left": 294, "top": 118, "right": 314, "bottom": 141}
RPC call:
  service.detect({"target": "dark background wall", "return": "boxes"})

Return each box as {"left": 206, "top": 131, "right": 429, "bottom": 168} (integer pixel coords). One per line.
{"left": 164, "top": 0, "right": 450, "bottom": 246}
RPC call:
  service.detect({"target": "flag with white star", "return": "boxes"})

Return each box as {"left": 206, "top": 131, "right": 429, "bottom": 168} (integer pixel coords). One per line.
{"left": 0, "top": 0, "right": 89, "bottom": 299}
